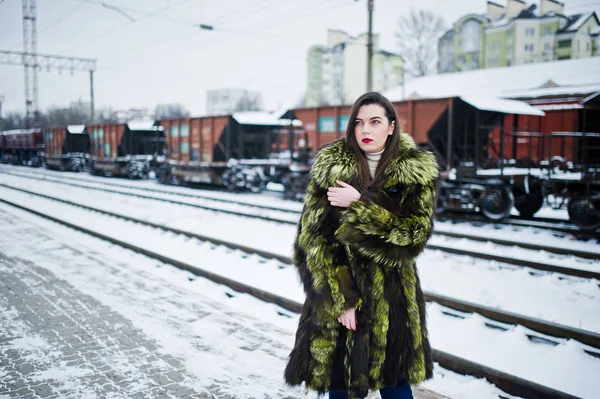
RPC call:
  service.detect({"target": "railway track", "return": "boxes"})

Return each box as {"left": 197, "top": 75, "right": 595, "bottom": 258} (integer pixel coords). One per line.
{"left": 2, "top": 171, "right": 599, "bottom": 281}
{"left": 4, "top": 166, "right": 598, "bottom": 241}
{"left": 1, "top": 182, "right": 598, "bottom": 349}
{"left": 0, "top": 186, "right": 592, "bottom": 399}
{"left": 439, "top": 212, "right": 600, "bottom": 240}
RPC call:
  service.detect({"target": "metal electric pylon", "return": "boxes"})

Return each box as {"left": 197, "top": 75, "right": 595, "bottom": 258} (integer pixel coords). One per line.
{"left": 22, "top": 0, "right": 39, "bottom": 127}
{"left": 0, "top": 0, "right": 97, "bottom": 126}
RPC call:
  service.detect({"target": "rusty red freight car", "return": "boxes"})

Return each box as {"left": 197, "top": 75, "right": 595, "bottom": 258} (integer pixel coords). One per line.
{"left": 44, "top": 125, "right": 91, "bottom": 171}
{"left": 287, "top": 96, "right": 549, "bottom": 221}
{"left": 156, "top": 112, "right": 304, "bottom": 192}
{"left": 0, "top": 128, "right": 44, "bottom": 166}
{"left": 88, "top": 121, "right": 165, "bottom": 179}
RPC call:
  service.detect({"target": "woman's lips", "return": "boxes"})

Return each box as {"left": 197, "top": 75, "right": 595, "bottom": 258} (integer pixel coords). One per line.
{"left": 362, "top": 138, "right": 373, "bottom": 143}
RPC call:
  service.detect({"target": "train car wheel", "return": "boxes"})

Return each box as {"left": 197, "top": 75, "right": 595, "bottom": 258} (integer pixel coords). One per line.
{"left": 568, "top": 198, "right": 600, "bottom": 230}
{"left": 514, "top": 192, "right": 544, "bottom": 218}
{"left": 481, "top": 186, "right": 514, "bottom": 221}
{"left": 436, "top": 186, "right": 449, "bottom": 214}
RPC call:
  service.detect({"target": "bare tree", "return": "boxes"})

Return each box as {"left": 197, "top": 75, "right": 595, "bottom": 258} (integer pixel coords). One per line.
{"left": 41, "top": 101, "right": 90, "bottom": 128}
{"left": 95, "top": 107, "right": 120, "bottom": 123}
{"left": 0, "top": 112, "right": 26, "bottom": 130}
{"left": 233, "top": 94, "right": 261, "bottom": 113}
{"left": 154, "top": 103, "right": 190, "bottom": 120}
{"left": 396, "top": 8, "right": 445, "bottom": 77}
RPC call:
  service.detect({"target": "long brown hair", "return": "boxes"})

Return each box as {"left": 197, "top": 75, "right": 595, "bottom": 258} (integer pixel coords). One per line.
{"left": 345, "top": 92, "right": 400, "bottom": 190}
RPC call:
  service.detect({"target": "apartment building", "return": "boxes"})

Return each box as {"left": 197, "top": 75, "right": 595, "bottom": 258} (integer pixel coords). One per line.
{"left": 438, "top": 0, "right": 600, "bottom": 73}
{"left": 306, "top": 29, "right": 404, "bottom": 107}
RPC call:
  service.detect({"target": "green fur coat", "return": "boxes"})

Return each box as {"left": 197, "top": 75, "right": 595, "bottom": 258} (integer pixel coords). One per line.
{"left": 284, "top": 133, "right": 438, "bottom": 398}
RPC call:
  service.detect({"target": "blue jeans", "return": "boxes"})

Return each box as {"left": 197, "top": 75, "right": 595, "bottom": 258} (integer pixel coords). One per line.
{"left": 329, "top": 379, "right": 413, "bottom": 399}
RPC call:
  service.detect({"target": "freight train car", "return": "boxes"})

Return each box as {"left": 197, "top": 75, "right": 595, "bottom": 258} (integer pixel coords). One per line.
{"left": 495, "top": 88, "right": 600, "bottom": 228}
{"left": 88, "top": 121, "right": 166, "bottom": 179}
{"left": 156, "top": 112, "right": 306, "bottom": 193}
{"left": 44, "top": 125, "right": 91, "bottom": 171}
{"left": 286, "top": 96, "right": 550, "bottom": 220}
{"left": 0, "top": 128, "right": 44, "bottom": 166}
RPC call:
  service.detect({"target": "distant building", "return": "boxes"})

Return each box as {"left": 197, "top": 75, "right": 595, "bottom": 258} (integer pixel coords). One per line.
{"left": 206, "top": 89, "right": 264, "bottom": 116}
{"left": 438, "top": 0, "right": 600, "bottom": 73}
{"left": 306, "top": 29, "right": 405, "bottom": 107}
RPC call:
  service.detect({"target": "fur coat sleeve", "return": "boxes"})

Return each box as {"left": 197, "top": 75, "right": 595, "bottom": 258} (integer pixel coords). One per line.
{"left": 293, "top": 134, "right": 438, "bottom": 318}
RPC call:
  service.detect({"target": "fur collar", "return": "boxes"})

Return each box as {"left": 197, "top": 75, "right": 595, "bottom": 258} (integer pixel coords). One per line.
{"left": 310, "top": 133, "right": 439, "bottom": 190}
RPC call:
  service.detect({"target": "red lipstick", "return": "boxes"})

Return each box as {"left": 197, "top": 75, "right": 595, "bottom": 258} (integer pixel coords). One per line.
{"left": 362, "top": 138, "right": 373, "bottom": 143}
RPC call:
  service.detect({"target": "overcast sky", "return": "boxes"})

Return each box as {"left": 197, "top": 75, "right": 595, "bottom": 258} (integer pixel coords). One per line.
{"left": 1, "top": 0, "right": 599, "bottom": 116}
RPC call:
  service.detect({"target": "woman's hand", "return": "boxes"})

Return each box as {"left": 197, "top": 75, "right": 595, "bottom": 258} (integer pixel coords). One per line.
{"left": 337, "top": 307, "right": 357, "bottom": 331}
{"left": 328, "top": 180, "right": 360, "bottom": 208}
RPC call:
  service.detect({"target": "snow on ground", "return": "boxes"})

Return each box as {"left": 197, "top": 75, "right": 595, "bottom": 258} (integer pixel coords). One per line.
{"left": 0, "top": 203, "right": 517, "bottom": 399}
{"left": 0, "top": 176, "right": 598, "bottom": 334}
{"left": 0, "top": 189, "right": 599, "bottom": 397}
{"left": 2, "top": 170, "right": 598, "bottom": 260}
{"left": 0, "top": 165, "right": 304, "bottom": 212}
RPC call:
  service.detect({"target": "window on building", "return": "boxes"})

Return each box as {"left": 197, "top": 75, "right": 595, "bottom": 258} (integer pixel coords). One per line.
{"left": 180, "top": 124, "right": 189, "bottom": 138}
{"left": 544, "top": 42, "right": 552, "bottom": 52}
{"left": 525, "top": 28, "right": 535, "bottom": 36}
{"left": 458, "top": 55, "right": 466, "bottom": 63}
{"left": 488, "top": 42, "right": 499, "bottom": 52}
{"left": 543, "top": 26, "right": 552, "bottom": 36}
{"left": 461, "top": 20, "right": 480, "bottom": 52}
{"left": 524, "top": 44, "right": 534, "bottom": 52}
{"left": 587, "top": 42, "right": 591, "bottom": 51}
{"left": 558, "top": 39, "right": 572, "bottom": 48}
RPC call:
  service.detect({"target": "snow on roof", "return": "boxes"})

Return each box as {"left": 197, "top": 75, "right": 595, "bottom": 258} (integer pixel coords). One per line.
{"left": 67, "top": 125, "right": 86, "bottom": 134}
{"left": 232, "top": 111, "right": 302, "bottom": 127}
{"left": 558, "top": 12, "right": 594, "bottom": 33}
{"left": 127, "top": 120, "right": 162, "bottom": 131}
{"left": 460, "top": 95, "right": 545, "bottom": 116}
{"left": 1, "top": 129, "right": 40, "bottom": 135}
{"left": 384, "top": 57, "right": 600, "bottom": 102}
{"left": 503, "top": 83, "right": 600, "bottom": 99}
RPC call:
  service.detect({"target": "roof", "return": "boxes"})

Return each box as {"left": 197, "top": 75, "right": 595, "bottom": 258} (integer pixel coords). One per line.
{"left": 1, "top": 129, "right": 41, "bottom": 135}
{"left": 460, "top": 95, "right": 545, "bottom": 116}
{"left": 383, "top": 57, "right": 600, "bottom": 101}
{"left": 67, "top": 125, "right": 86, "bottom": 134}
{"left": 486, "top": 6, "right": 568, "bottom": 30}
{"left": 232, "top": 111, "right": 302, "bottom": 127}
{"left": 127, "top": 120, "right": 162, "bottom": 131}
{"left": 503, "top": 83, "right": 600, "bottom": 99}
{"left": 557, "top": 12, "right": 596, "bottom": 33}
{"left": 487, "top": 1, "right": 504, "bottom": 8}
{"left": 581, "top": 91, "right": 600, "bottom": 104}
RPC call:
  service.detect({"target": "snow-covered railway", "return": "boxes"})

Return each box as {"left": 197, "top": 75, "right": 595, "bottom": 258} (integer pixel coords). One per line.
{"left": 0, "top": 168, "right": 299, "bottom": 224}
{"left": 2, "top": 179, "right": 598, "bottom": 337}
{"left": 0, "top": 189, "right": 598, "bottom": 399}
{"left": 2, "top": 169, "right": 598, "bottom": 282}
{"left": 0, "top": 165, "right": 304, "bottom": 214}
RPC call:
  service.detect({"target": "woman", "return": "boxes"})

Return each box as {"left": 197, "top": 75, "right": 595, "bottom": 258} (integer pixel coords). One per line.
{"left": 284, "top": 92, "right": 438, "bottom": 399}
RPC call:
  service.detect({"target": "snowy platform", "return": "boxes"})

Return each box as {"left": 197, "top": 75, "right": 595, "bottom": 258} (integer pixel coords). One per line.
{"left": 0, "top": 206, "right": 451, "bottom": 399}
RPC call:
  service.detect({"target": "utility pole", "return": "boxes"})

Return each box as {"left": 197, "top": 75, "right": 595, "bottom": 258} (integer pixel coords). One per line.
{"left": 366, "top": 0, "right": 374, "bottom": 92}
{"left": 90, "top": 70, "right": 95, "bottom": 122}
{"left": 22, "top": 0, "right": 38, "bottom": 128}
{"left": 0, "top": 51, "right": 97, "bottom": 122}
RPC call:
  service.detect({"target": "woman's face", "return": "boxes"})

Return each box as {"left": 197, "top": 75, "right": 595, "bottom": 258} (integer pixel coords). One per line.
{"left": 354, "top": 103, "right": 395, "bottom": 154}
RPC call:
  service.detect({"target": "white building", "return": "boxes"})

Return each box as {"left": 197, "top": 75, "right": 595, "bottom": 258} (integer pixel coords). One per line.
{"left": 206, "top": 89, "right": 264, "bottom": 116}
{"left": 306, "top": 30, "right": 405, "bottom": 107}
